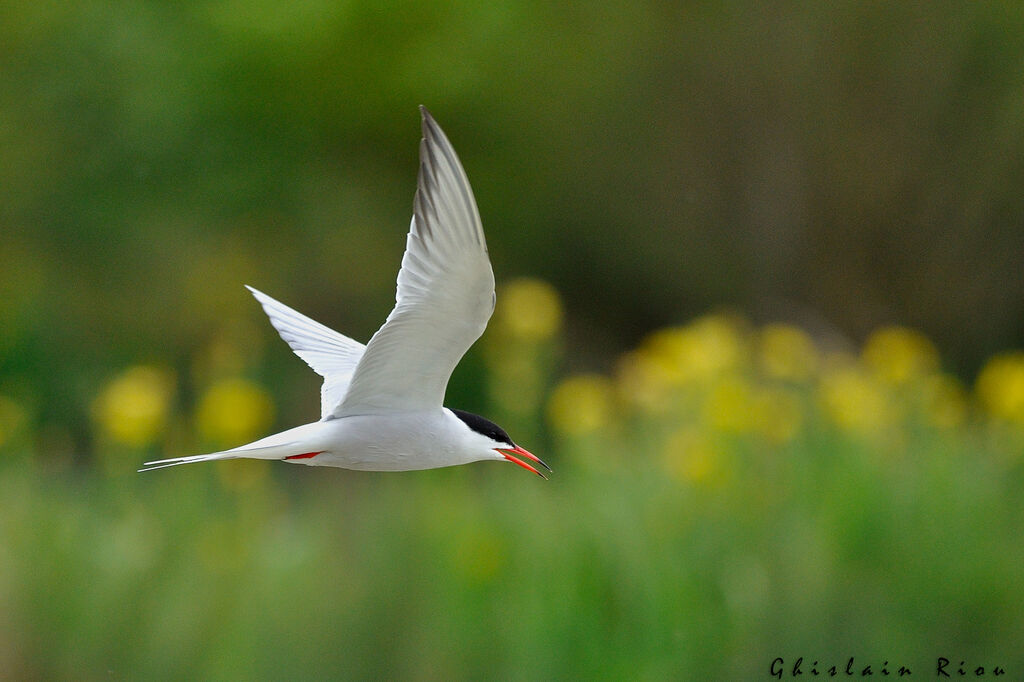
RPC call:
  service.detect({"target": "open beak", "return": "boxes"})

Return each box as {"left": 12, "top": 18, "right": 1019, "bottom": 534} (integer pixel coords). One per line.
{"left": 498, "top": 445, "right": 551, "bottom": 479}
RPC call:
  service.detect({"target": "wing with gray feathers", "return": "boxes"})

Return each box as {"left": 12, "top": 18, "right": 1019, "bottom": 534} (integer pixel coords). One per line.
{"left": 334, "top": 107, "right": 495, "bottom": 416}
{"left": 246, "top": 285, "right": 366, "bottom": 419}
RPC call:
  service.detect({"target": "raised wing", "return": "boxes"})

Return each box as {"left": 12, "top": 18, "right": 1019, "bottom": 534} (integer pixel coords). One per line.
{"left": 333, "top": 107, "right": 495, "bottom": 417}
{"left": 246, "top": 285, "right": 365, "bottom": 419}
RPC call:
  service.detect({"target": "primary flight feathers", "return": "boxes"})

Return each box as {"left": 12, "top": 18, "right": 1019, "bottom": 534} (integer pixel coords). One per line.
{"left": 245, "top": 286, "right": 364, "bottom": 420}
{"left": 336, "top": 109, "right": 495, "bottom": 417}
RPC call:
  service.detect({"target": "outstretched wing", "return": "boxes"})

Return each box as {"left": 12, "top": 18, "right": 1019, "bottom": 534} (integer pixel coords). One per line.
{"left": 333, "top": 107, "right": 495, "bottom": 417}
{"left": 246, "top": 286, "right": 365, "bottom": 419}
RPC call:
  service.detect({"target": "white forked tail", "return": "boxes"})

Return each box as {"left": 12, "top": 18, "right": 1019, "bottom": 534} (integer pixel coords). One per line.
{"left": 138, "top": 443, "right": 299, "bottom": 472}
{"left": 139, "top": 421, "right": 327, "bottom": 472}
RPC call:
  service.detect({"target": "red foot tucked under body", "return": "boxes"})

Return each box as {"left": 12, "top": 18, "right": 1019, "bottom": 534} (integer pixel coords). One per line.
{"left": 285, "top": 451, "right": 322, "bottom": 460}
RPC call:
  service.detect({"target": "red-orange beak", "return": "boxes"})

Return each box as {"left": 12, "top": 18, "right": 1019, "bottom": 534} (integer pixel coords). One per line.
{"left": 498, "top": 444, "right": 551, "bottom": 479}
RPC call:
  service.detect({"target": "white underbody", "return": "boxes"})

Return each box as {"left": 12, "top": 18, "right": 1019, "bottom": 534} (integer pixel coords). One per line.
{"left": 213, "top": 408, "right": 505, "bottom": 471}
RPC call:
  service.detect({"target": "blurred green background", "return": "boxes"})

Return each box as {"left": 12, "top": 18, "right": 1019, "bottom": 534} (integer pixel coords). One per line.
{"left": 3, "top": 2, "right": 1024, "bottom": 679}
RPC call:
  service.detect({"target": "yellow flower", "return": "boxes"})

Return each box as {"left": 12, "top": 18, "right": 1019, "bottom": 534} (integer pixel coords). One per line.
{"left": 975, "top": 352, "right": 1024, "bottom": 425}
{"left": 757, "top": 324, "right": 818, "bottom": 382}
{"left": 702, "top": 377, "right": 755, "bottom": 433}
{"left": 862, "top": 326, "right": 939, "bottom": 385}
{"left": 547, "top": 374, "right": 615, "bottom": 436}
{"left": 196, "top": 377, "right": 275, "bottom": 447}
{"left": 493, "top": 278, "right": 563, "bottom": 342}
{"left": 642, "top": 314, "right": 747, "bottom": 385}
{"left": 92, "top": 366, "right": 176, "bottom": 448}
{"left": 615, "top": 350, "right": 673, "bottom": 413}
{"left": 818, "top": 363, "right": 890, "bottom": 433}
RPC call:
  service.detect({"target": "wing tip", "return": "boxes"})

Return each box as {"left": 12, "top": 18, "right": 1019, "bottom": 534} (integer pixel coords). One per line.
{"left": 413, "top": 107, "right": 487, "bottom": 249}
{"left": 245, "top": 284, "right": 267, "bottom": 302}
{"left": 418, "top": 106, "right": 447, "bottom": 156}
{"left": 419, "top": 104, "right": 434, "bottom": 129}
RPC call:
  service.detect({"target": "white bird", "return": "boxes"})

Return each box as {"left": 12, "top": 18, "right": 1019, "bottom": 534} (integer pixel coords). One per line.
{"left": 141, "top": 107, "right": 549, "bottom": 478}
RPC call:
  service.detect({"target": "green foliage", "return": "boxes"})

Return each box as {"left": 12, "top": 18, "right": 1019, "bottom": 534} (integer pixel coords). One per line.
{"left": 2, "top": 419, "right": 1023, "bottom": 678}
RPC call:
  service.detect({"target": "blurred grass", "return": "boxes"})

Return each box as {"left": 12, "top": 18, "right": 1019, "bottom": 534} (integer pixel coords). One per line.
{"left": 2, "top": 283, "right": 1024, "bottom": 678}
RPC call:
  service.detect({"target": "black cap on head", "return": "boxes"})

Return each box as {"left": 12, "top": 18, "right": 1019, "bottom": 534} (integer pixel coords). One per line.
{"left": 451, "top": 409, "right": 513, "bottom": 447}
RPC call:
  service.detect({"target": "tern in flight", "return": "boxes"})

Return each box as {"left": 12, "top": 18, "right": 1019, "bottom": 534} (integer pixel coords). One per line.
{"left": 141, "top": 107, "right": 549, "bottom": 478}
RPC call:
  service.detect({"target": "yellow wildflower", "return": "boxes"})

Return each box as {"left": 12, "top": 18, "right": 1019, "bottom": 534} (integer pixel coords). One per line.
{"left": 975, "top": 352, "right": 1024, "bottom": 425}
{"left": 818, "top": 363, "right": 890, "bottom": 433}
{"left": 547, "top": 373, "right": 615, "bottom": 436}
{"left": 757, "top": 324, "right": 818, "bottom": 382}
{"left": 493, "top": 278, "right": 563, "bottom": 342}
{"left": 196, "top": 377, "right": 275, "bottom": 447}
{"left": 863, "top": 326, "right": 939, "bottom": 385}
{"left": 616, "top": 349, "right": 673, "bottom": 413}
{"left": 642, "top": 314, "right": 747, "bottom": 385}
{"left": 92, "top": 366, "right": 176, "bottom": 448}
{"left": 702, "top": 376, "right": 755, "bottom": 433}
